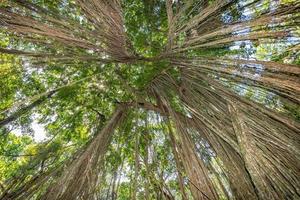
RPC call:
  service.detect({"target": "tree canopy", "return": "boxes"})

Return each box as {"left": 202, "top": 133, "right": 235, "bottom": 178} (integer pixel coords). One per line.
{"left": 0, "top": 0, "right": 299, "bottom": 199}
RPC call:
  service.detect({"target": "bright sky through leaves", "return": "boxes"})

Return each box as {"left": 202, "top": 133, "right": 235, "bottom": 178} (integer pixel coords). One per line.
{"left": 0, "top": 0, "right": 299, "bottom": 199}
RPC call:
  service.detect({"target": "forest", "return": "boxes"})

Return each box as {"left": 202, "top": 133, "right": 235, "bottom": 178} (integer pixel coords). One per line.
{"left": 0, "top": 0, "right": 299, "bottom": 199}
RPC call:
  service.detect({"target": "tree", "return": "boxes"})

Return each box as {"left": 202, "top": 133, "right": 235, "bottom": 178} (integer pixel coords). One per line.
{"left": 0, "top": 0, "right": 299, "bottom": 199}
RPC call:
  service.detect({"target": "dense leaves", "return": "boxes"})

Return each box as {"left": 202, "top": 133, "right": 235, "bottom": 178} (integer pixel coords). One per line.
{"left": 0, "top": 0, "right": 299, "bottom": 200}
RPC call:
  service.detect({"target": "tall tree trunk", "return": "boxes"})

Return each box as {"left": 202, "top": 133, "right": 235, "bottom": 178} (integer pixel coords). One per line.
{"left": 177, "top": 128, "right": 218, "bottom": 200}
{"left": 111, "top": 142, "right": 121, "bottom": 200}
{"left": 166, "top": 120, "right": 188, "bottom": 200}
{"left": 106, "top": 176, "right": 113, "bottom": 200}
{"left": 114, "top": 157, "right": 124, "bottom": 200}
{"left": 41, "top": 105, "right": 128, "bottom": 200}
{"left": 144, "top": 129, "right": 150, "bottom": 200}
{"left": 132, "top": 130, "right": 140, "bottom": 200}
{"left": 228, "top": 103, "right": 300, "bottom": 199}
{"left": 150, "top": 87, "right": 218, "bottom": 200}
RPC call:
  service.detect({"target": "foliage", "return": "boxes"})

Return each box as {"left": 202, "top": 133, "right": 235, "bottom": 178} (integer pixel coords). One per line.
{"left": 0, "top": 0, "right": 299, "bottom": 199}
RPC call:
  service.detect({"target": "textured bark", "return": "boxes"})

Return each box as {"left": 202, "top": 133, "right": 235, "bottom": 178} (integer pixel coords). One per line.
{"left": 167, "top": 121, "right": 188, "bottom": 200}
{"left": 229, "top": 103, "right": 300, "bottom": 199}
{"left": 148, "top": 85, "right": 219, "bottom": 200}
{"left": 41, "top": 105, "right": 128, "bottom": 200}
{"left": 1, "top": 0, "right": 300, "bottom": 199}
{"left": 132, "top": 131, "right": 140, "bottom": 200}
{"left": 145, "top": 68, "right": 300, "bottom": 200}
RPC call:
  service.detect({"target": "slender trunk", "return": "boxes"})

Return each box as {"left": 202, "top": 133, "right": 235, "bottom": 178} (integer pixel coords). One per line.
{"left": 152, "top": 89, "right": 218, "bottom": 200}
{"left": 1, "top": 164, "right": 62, "bottom": 200}
{"left": 144, "top": 131, "right": 150, "bottom": 200}
{"left": 147, "top": 168, "right": 174, "bottom": 200}
{"left": 166, "top": 0, "right": 174, "bottom": 51}
{"left": 177, "top": 73, "right": 259, "bottom": 199}
{"left": 166, "top": 121, "right": 188, "bottom": 200}
{"left": 106, "top": 176, "right": 113, "bottom": 200}
{"left": 179, "top": 131, "right": 218, "bottom": 200}
{"left": 111, "top": 142, "right": 121, "bottom": 200}
{"left": 129, "top": 166, "right": 133, "bottom": 199}
{"left": 42, "top": 105, "right": 128, "bottom": 200}
{"left": 0, "top": 73, "right": 99, "bottom": 128}
{"left": 0, "top": 90, "right": 56, "bottom": 127}
{"left": 132, "top": 131, "right": 140, "bottom": 200}
{"left": 114, "top": 158, "right": 124, "bottom": 200}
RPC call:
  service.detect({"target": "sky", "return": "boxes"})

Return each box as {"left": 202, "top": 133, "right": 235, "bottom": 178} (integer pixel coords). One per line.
{"left": 31, "top": 121, "right": 47, "bottom": 142}
{"left": 14, "top": 118, "right": 47, "bottom": 142}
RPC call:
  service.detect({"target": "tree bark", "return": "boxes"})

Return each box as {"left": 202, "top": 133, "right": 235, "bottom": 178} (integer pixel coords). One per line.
{"left": 0, "top": 90, "right": 56, "bottom": 128}
{"left": 166, "top": 120, "right": 188, "bottom": 200}
{"left": 132, "top": 130, "right": 140, "bottom": 200}
{"left": 42, "top": 105, "right": 128, "bottom": 200}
